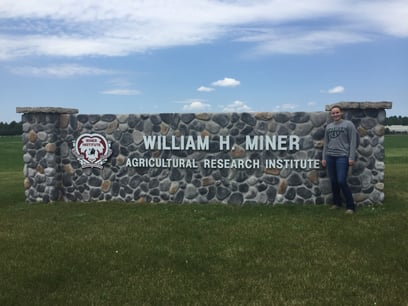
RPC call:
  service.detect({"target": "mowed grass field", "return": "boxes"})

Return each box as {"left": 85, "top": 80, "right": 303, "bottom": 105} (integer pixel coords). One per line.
{"left": 0, "top": 135, "right": 407, "bottom": 305}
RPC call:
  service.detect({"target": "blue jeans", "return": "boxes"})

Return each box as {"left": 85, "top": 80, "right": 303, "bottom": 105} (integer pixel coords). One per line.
{"left": 325, "top": 155, "right": 355, "bottom": 211}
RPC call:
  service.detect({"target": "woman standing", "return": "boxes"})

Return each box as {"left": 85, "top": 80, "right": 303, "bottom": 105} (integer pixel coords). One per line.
{"left": 321, "top": 105, "right": 358, "bottom": 214}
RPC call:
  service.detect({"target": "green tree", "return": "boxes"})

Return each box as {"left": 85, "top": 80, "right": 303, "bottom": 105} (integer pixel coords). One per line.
{"left": 0, "top": 121, "right": 22, "bottom": 136}
{"left": 385, "top": 116, "right": 408, "bottom": 126}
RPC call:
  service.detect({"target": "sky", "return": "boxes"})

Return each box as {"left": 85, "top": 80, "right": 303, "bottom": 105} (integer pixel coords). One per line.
{"left": 0, "top": 0, "right": 407, "bottom": 123}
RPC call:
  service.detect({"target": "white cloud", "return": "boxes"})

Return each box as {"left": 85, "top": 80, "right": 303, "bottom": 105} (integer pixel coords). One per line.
{"left": 239, "top": 29, "right": 370, "bottom": 55}
{"left": 212, "top": 77, "right": 240, "bottom": 87}
{"left": 0, "top": 1, "right": 406, "bottom": 60}
{"left": 183, "top": 101, "right": 211, "bottom": 112}
{"left": 100, "top": 78, "right": 141, "bottom": 95}
{"left": 107, "top": 78, "right": 133, "bottom": 88}
{"left": 100, "top": 89, "right": 141, "bottom": 96}
{"left": 9, "top": 64, "right": 113, "bottom": 77}
{"left": 327, "top": 85, "right": 345, "bottom": 94}
{"left": 223, "top": 100, "right": 252, "bottom": 112}
{"left": 347, "top": 1, "right": 408, "bottom": 37}
{"left": 197, "top": 86, "right": 214, "bottom": 92}
{"left": 274, "top": 104, "right": 299, "bottom": 111}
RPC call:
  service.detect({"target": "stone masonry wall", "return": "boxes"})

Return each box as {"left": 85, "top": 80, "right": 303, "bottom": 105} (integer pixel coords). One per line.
{"left": 17, "top": 102, "right": 392, "bottom": 205}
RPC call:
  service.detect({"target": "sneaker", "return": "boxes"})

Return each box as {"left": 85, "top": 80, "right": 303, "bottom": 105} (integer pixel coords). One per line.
{"left": 345, "top": 209, "right": 354, "bottom": 214}
{"left": 330, "top": 205, "right": 340, "bottom": 210}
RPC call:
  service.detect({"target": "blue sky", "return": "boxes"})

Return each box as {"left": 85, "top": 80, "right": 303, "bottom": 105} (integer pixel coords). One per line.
{"left": 1, "top": 0, "right": 407, "bottom": 123}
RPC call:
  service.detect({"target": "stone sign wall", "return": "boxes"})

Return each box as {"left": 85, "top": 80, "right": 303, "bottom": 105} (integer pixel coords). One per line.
{"left": 17, "top": 102, "right": 392, "bottom": 205}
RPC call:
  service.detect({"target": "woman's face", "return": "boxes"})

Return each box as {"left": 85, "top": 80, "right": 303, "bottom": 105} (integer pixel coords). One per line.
{"left": 330, "top": 107, "right": 343, "bottom": 122}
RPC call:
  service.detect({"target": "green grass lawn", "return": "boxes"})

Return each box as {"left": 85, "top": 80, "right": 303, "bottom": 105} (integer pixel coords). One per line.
{"left": 0, "top": 135, "right": 407, "bottom": 305}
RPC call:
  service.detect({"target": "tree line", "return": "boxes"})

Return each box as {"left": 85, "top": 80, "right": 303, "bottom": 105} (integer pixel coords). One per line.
{"left": 384, "top": 116, "right": 408, "bottom": 126}
{"left": 0, "top": 121, "right": 23, "bottom": 136}
{"left": 0, "top": 115, "right": 407, "bottom": 136}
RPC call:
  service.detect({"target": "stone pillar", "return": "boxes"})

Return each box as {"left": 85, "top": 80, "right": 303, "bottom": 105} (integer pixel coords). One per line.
{"left": 16, "top": 107, "right": 78, "bottom": 202}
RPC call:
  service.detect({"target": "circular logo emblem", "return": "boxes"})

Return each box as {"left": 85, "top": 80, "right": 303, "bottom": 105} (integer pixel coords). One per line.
{"left": 72, "top": 133, "right": 112, "bottom": 169}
